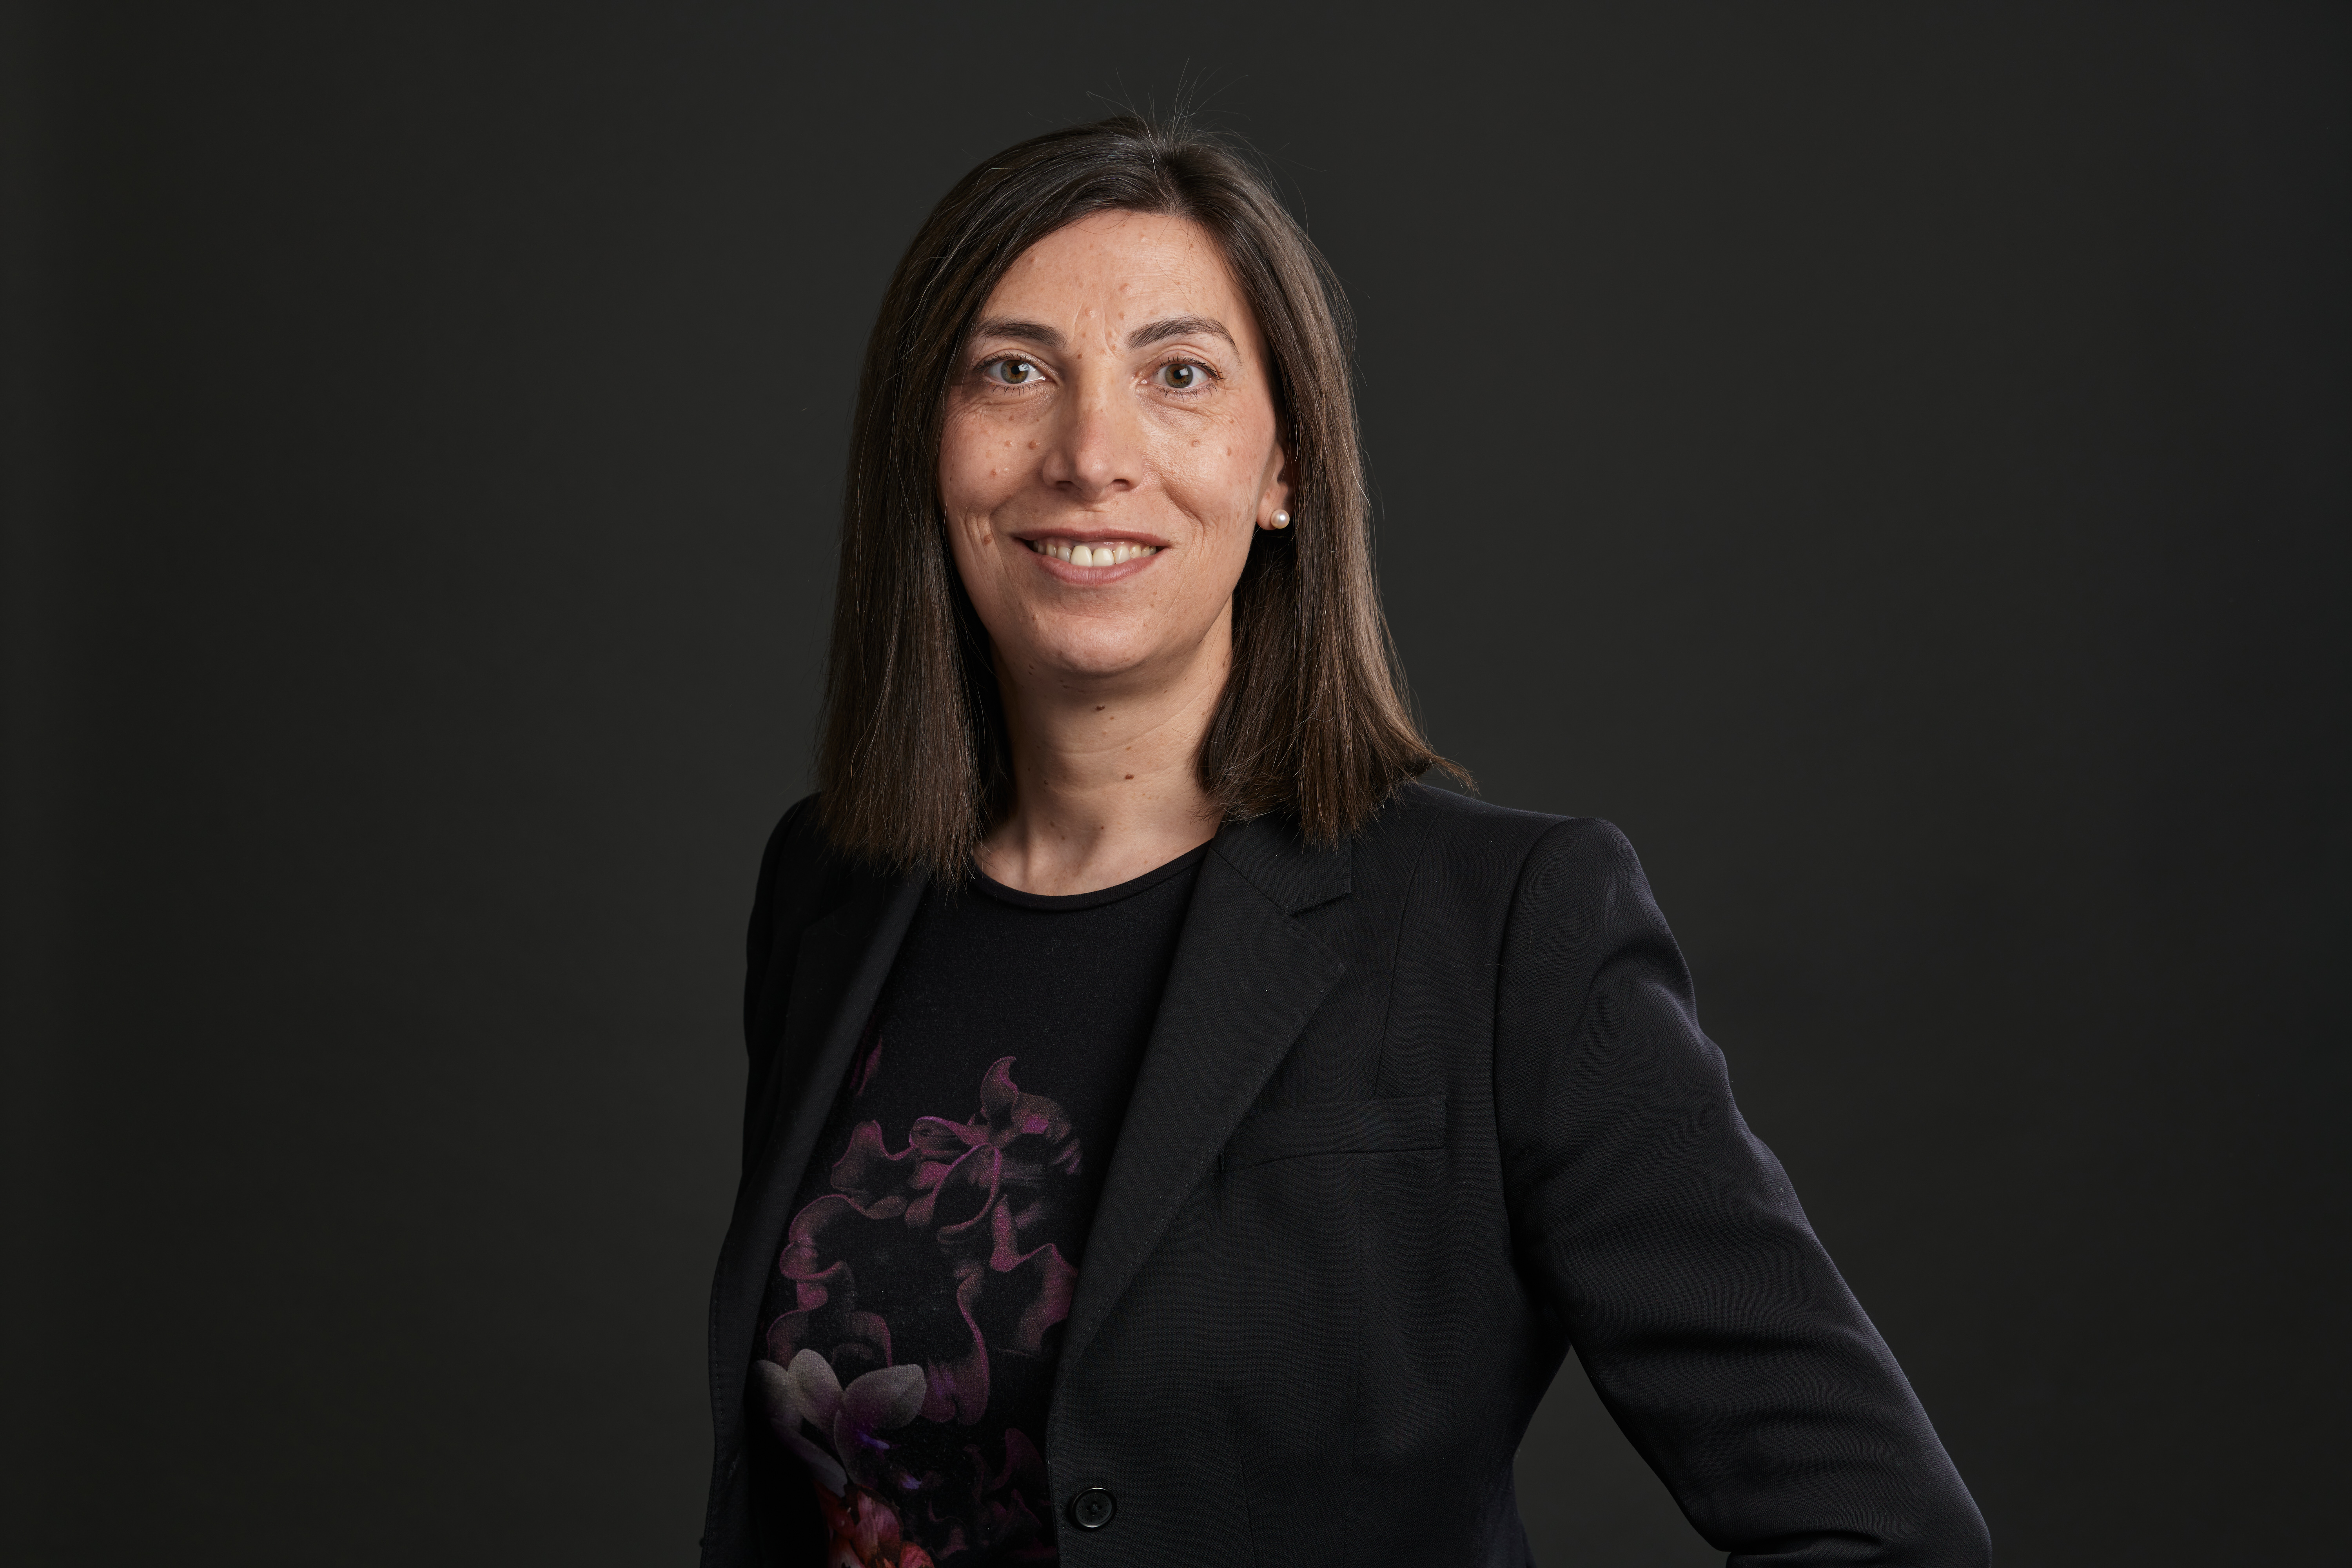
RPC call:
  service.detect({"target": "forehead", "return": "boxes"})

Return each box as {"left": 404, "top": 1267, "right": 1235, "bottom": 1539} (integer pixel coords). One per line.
{"left": 982, "top": 211, "right": 1257, "bottom": 344}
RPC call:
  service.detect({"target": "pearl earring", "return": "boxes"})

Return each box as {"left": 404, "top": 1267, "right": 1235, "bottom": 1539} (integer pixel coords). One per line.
{"left": 1270, "top": 510, "right": 1291, "bottom": 529}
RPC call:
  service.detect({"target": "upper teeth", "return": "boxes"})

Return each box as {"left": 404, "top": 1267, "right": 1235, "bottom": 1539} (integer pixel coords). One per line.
{"left": 1029, "top": 540, "right": 1158, "bottom": 567}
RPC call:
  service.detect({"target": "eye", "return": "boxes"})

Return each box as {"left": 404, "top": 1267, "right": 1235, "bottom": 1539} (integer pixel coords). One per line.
{"left": 986, "top": 358, "right": 1040, "bottom": 386}
{"left": 1155, "top": 360, "right": 1211, "bottom": 391}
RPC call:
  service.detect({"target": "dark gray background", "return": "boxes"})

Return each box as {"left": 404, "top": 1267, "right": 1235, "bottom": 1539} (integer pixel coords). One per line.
{"left": 5, "top": 3, "right": 2346, "bottom": 1564}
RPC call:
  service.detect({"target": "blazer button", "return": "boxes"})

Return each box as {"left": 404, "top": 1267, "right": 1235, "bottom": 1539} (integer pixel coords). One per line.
{"left": 1068, "top": 1486, "right": 1116, "bottom": 1531}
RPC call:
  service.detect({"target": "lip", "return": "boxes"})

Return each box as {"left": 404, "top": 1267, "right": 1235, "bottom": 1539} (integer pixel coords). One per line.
{"left": 1013, "top": 529, "right": 1169, "bottom": 583}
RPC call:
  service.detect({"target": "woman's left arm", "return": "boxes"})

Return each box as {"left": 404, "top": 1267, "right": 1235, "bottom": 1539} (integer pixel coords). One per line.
{"left": 1494, "top": 818, "right": 1989, "bottom": 1567}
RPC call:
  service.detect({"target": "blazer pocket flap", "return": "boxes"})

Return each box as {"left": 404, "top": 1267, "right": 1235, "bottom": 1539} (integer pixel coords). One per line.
{"left": 1222, "top": 1094, "right": 1447, "bottom": 1171}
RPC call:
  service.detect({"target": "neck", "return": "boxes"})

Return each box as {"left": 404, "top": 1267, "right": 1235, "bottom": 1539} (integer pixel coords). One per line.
{"left": 977, "top": 616, "right": 1229, "bottom": 896}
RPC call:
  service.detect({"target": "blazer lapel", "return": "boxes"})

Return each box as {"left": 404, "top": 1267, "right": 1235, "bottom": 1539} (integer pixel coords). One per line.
{"left": 711, "top": 868, "right": 926, "bottom": 1457}
{"left": 1055, "top": 818, "right": 1352, "bottom": 1379}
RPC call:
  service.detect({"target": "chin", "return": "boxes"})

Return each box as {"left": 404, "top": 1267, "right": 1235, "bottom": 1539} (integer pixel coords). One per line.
{"left": 1031, "top": 643, "right": 1157, "bottom": 682}
{"left": 1016, "top": 621, "right": 1173, "bottom": 683}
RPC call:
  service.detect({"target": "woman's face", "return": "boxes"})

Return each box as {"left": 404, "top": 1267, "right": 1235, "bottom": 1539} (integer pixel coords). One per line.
{"left": 940, "top": 209, "right": 1290, "bottom": 694}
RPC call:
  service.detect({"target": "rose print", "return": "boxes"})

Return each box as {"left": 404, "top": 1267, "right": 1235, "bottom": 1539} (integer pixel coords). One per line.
{"left": 763, "top": 1057, "right": 1080, "bottom": 1565}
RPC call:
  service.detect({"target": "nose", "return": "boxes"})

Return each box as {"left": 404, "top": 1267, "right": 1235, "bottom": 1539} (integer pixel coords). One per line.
{"left": 1038, "top": 372, "right": 1140, "bottom": 501}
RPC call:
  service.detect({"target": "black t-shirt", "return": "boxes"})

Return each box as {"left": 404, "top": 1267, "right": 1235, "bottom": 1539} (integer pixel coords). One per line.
{"left": 750, "top": 845, "right": 1207, "bottom": 1567}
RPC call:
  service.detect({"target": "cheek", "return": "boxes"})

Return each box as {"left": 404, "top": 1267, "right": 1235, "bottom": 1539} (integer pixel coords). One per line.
{"left": 1173, "top": 403, "right": 1278, "bottom": 498}
{"left": 938, "top": 412, "right": 1027, "bottom": 515}
{"left": 1159, "top": 434, "right": 1276, "bottom": 562}
{"left": 936, "top": 420, "right": 988, "bottom": 513}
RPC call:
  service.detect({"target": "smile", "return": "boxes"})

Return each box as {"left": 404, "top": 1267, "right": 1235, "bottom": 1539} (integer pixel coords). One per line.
{"left": 1024, "top": 539, "right": 1160, "bottom": 567}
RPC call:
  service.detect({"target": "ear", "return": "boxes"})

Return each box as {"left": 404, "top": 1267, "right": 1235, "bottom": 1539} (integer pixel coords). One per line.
{"left": 1257, "top": 438, "right": 1296, "bottom": 530}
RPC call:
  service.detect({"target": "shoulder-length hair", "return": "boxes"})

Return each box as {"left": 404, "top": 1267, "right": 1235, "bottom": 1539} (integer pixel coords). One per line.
{"left": 817, "top": 114, "right": 1455, "bottom": 877}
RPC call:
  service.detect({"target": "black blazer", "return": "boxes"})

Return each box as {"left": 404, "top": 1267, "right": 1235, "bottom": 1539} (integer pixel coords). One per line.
{"left": 701, "top": 784, "right": 1987, "bottom": 1566}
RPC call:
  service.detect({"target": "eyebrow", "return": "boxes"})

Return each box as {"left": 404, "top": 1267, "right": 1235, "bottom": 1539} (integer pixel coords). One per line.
{"left": 967, "top": 317, "right": 1064, "bottom": 351}
{"left": 1127, "top": 313, "right": 1235, "bottom": 352}
{"left": 965, "top": 313, "right": 1236, "bottom": 354}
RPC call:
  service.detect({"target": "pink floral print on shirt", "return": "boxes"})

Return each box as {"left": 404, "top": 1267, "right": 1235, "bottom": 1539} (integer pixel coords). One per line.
{"left": 755, "top": 1056, "right": 1080, "bottom": 1566}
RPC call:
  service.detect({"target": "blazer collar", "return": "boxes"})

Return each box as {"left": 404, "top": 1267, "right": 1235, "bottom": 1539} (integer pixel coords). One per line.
{"left": 1054, "top": 815, "right": 1352, "bottom": 1382}
{"left": 1205, "top": 809, "right": 1354, "bottom": 915}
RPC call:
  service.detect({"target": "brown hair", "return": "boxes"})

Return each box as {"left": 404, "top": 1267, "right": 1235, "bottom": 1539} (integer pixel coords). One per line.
{"left": 817, "top": 114, "right": 1457, "bottom": 876}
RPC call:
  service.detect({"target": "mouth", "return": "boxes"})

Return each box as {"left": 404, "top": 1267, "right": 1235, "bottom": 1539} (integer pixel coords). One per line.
{"left": 1020, "top": 535, "right": 1163, "bottom": 569}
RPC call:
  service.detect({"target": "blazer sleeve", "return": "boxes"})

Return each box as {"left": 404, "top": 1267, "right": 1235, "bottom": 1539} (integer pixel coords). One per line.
{"left": 1493, "top": 818, "right": 1988, "bottom": 1565}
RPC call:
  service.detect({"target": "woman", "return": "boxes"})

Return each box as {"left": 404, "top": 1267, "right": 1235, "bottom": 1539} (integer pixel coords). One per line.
{"left": 702, "top": 117, "right": 1987, "bottom": 1568}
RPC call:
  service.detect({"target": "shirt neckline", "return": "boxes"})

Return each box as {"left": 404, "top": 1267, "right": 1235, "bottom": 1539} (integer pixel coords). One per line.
{"left": 971, "top": 841, "right": 1213, "bottom": 911}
